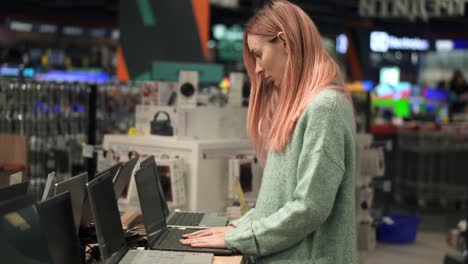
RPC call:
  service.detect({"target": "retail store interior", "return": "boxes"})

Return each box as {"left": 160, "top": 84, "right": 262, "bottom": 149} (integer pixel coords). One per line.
{"left": 0, "top": 0, "right": 468, "bottom": 263}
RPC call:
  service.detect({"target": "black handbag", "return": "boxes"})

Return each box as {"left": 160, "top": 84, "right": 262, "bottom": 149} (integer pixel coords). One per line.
{"left": 150, "top": 111, "right": 174, "bottom": 136}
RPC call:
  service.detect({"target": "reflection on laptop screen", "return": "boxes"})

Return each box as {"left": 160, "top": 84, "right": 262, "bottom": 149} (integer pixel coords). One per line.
{"left": 0, "top": 196, "right": 51, "bottom": 264}
{"left": 87, "top": 172, "right": 126, "bottom": 260}
{"left": 135, "top": 163, "right": 167, "bottom": 241}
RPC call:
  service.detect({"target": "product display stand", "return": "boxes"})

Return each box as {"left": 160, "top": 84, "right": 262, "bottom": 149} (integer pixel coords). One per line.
{"left": 102, "top": 135, "right": 253, "bottom": 212}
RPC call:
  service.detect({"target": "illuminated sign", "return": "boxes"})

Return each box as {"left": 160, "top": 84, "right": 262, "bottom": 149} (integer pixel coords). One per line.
{"left": 63, "top": 26, "right": 84, "bottom": 36}
{"left": 370, "top": 31, "right": 429, "bottom": 52}
{"left": 435, "top": 39, "right": 468, "bottom": 51}
{"left": 336, "top": 34, "right": 348, "bottom": 54}
{"left": 213, "top": 24, "right": 244, "bottom": 61}
{"left": 359, "top": 0, "right": 468, "bottom": 21}
{"left": 38, "top": 24, "right": 57, "bottom": 34}
{"left": 10, "top": 21, "right": 33, "bottom": 32}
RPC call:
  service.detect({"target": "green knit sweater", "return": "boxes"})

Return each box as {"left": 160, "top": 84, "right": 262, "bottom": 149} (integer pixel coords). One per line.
{"left": 225, "top": 89, "right": 357, "bottom": 264}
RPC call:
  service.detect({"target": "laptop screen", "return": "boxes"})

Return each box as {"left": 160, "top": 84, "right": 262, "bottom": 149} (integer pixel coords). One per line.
{"left": 0, "top": 195, "right": 51, "bottom": 264}
{"left": 139, "top": 156, "right": 170, "bottom": 217}
{"left": 113, "top": 157, "right": 139, "bottom": 200}
{"left": 54, "top": 172, "right": 87, "bottom": 234}
{"left": 86, "top": 172, "right": 127, "bottom": 260}
{"left": 37, "top": 192, "right": 81, "bottom": 264}
{"left": 0, "top": 182, "right": 29, "bottom": 203}
{"left": 134, "top": 163, "right": 167, "bottom": 243}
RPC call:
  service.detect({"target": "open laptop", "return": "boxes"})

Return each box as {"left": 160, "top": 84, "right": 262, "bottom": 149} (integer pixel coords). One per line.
{"left": 41, "top": 172, "right": 56, "bottom": 202}
{"left": 139, "top": 156, "right": 227, "bottom": 228}
{"left": 134, "top": 163, "right": 233, "bottom": 256}
{"left": 0, "top": 181, "right": 29, "bottom": 203}
{"left": 113, "top": 157, "right": 139, "bottom": 200}
{"left": 37, "top": 191, "right": 81, "bottom": 264}
{"left": 86, "top": 171, "right": 213, "bottom": 264}
{"left": 54, "top": 172, "right": 88, "bottom": 234}
{"left": 0, "top": 194, "right": 52, "bottom": 264}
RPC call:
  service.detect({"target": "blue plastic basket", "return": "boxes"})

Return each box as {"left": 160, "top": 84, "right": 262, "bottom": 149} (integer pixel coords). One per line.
{"left": 376, "top": 214, "right": 421, "bottom": 244}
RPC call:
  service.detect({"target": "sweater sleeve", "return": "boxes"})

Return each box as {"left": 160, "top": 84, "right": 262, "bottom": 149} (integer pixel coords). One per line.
{"left": 228, "top": 208, "right": 256, "bottom": 227}
{"left": 225, "top": 98, "right": 347, "bottom": 256}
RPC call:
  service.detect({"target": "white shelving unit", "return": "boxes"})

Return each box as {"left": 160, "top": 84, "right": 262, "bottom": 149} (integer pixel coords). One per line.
{"left": 102, "top": 135, "right": 253, "bottom": 212}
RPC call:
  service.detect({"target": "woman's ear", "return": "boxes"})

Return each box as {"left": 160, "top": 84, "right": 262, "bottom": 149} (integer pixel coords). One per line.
{"left": 277, "top": 32, "right": 287, "bottom": 50}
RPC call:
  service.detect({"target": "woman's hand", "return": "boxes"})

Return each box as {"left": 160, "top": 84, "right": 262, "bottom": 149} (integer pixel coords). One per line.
{"left": 180, "top": 226, "right": 235, "bottom": 248}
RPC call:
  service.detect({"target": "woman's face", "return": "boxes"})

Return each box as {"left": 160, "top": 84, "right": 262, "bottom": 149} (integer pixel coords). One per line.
{"left": 247, "top": 33, "right": 288, "bottom": 88}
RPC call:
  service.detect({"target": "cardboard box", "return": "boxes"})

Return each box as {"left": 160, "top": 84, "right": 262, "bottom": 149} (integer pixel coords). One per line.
{"left": 0, "top": 135, "right": 28, "bottom": 188}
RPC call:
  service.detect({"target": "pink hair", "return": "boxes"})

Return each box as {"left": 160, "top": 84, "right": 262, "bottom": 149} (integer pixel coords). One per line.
{"left": 244, "top": 0, "right": 351, "bottom": 165}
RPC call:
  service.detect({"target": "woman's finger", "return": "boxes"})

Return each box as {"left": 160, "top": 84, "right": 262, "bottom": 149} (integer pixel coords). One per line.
{"left": 182, "top": 229, "right": 214, "bottom": 238}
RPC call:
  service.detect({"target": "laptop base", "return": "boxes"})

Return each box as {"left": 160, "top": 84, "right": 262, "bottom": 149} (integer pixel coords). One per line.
{"left": 152, "top": 228, "right": 233, "bottom": 256}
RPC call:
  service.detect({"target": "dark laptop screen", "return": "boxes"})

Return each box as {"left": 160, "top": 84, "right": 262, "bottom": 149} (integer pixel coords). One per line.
{"left": 113, "top": 157, "right": 139, "bottom": 200}
{"left": 0, "top": 195, "right": 51, "bottom": 264}
{"left": 0, "top": 182, "right": 29, "bottom": 202}
{"left": 139, "top": 156, "right": 170, "bottom": 217}
{"left": 87, "top": 172, "right": 126, "bottom": 260}
{"left": 37, "top": 192, "right": 81, "bottom": 264}
{"left": 134, "top": 163, "right": 167, "bottom": 242}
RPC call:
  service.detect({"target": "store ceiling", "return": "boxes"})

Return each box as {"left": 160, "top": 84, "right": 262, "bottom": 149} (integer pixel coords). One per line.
{"left": 0, "top": 0, "right": 467, "bottom": 37}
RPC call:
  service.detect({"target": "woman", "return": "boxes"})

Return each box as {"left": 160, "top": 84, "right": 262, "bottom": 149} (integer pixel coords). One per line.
{"left": 181, "top": 1, "right": 357, "bottom": 263}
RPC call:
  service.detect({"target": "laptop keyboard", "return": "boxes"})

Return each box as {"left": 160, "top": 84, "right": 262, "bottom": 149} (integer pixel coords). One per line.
{"left": 167, "top": 212, "right": 204, "bottom": 226}
{"left": 124, "top": 250, "right": 212, "bottom": 264}
{"left": 157, "top": 228, "right": 232, "bottom": 255}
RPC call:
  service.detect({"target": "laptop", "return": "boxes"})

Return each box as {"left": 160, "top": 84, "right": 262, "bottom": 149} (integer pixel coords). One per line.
{"left": 37, "top": 192, "right": 81, "bottom": 264}
{"left": 41, "top": 172, "right": 56, "bottom": 202}
{"left": 113, "top": 157, "right": 139, "bottom": 200}
{"left": 0, "top": 194, "right": 52, "bottom": 264}
{"left": 0, "top": 181, "right": 29, "bottom": 202}
{"left": 139, "top": 156, "right": 227, "bottom": 228}
{"left": 134, "top": 163, "right": 233, "bottom": 256}
{"left": 54, "top": 172, "right": 88, "bottom": 234}
{"left": 86, "top": 172, "right": 213, "bottom": 264}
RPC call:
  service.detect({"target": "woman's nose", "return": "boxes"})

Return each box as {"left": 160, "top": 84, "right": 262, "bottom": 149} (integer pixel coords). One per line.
{"left": 255, "top": 63, "right": 264, "bottom": 75}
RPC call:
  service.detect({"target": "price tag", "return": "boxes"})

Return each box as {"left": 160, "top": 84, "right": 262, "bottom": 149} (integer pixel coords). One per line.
{"left": 9, "top": 172, "right": 22, "bottom": 185}
{"left": 82, "top": 144, "right": 94, "bottom": 158}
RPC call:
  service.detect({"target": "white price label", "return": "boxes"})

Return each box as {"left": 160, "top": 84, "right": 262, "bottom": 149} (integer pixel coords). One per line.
{"left": 82, "top": 144, "right": 94, "bottom": 158}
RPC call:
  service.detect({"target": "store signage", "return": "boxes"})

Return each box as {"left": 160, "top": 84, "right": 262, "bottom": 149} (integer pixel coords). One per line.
{"left": 370, "top": 31, "right": 430, "bottom": 52}
{"left": 63, "top": 26, "right": 84, "bottom": 36}
{"left": 90, "top": 28, "right": 107, "bottom": 38}
{"left": 210, "top": 0, "right": 239, "bottom": 8}
{"left": 213, "top": 24, "right": 244, "bottom": 61}
{"left": 436, "top": 39, "right": 468, "bottom": 51}
{"left": 336, "top": 34, "right": 349, "bottom": 54}
{"left": 38, "top": 24, "right": 58, "bottom": 34}
{"left": 359, "top": 0, "right": 468, "bottom": 21}
{"left": 10, "top": 21, "right": 33, "bottom": 32}
{"left": 111, "top": 29, "right": 120, "bottom": 40}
